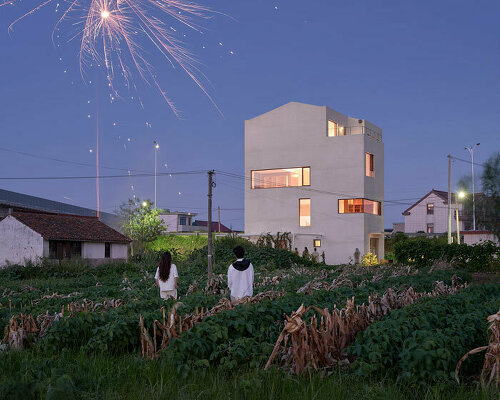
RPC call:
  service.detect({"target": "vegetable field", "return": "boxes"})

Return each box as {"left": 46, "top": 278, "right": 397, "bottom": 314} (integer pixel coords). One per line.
{"left": 0, "top": 238, "right": 498, "bottom": 400}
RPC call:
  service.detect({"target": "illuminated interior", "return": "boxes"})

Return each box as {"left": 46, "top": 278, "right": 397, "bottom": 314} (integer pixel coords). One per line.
{"left": 328, "top": 120, "right": 345, "bottom": 137}
{"left": 365, "top": 153, "right": 374, "bottom": 177}
{"left": 251, "top": 167, "right": 311, "bottom": 189}
{"left": 338, "top": 198, "right": 381, "bottom": 215}
{"left": 299, "top": 198, "right": 311, "bottom": 227}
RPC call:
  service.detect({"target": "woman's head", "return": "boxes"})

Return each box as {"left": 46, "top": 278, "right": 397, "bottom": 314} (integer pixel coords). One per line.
{"left": 158, "top": 251, "right": 172, "bottom": 282}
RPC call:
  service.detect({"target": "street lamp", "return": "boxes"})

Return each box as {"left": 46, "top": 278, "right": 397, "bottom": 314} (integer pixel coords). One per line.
{"left": 153, "top": 141, "right": 159, "bottom": 209}
{"left": 464, "top": 143, "right": 480, "bottom": 231}
{"left": 456, "top": 191, "right": 466, "bottom": 244}
{"left": 142, "top": 201, "right": 148, "bottom": 208}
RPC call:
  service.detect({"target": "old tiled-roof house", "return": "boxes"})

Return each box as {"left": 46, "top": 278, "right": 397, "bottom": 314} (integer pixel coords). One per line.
{"left": 0, "top": 212, "right": 131, "bottom": 267}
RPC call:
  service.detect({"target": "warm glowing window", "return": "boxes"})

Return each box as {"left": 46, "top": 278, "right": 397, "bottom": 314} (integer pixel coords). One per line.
{"left": 299, "top": 199, "right": 311, "bottom": 227}
{"left": 251, "top": 167, "right": 311, "bottom": 189}
{"left": 366, "top": 153, "right": 374, "bottom": 177}
{"left": 314, "top": 239, "right": 321, "bottom": 247}
{"left": 338, "top": 199, "right": 381, "bottom": 215}
{"left": 427, "top": 203, "right": 434, "bottom": 215}
{"left": 328, "top": 120, "right": 345, "bottom": 137}
{"left": 328, "top": 120, "right": 338, "bottom": 137}
{"left": 427, "top": 223, "right": 434, "bottom": 234}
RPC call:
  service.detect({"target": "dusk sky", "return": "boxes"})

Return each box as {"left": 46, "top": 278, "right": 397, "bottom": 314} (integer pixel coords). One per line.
{"left": 1, "top": 0, "right": 499, "bottom": 230}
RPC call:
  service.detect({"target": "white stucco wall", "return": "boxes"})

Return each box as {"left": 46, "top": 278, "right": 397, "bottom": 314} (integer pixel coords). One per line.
{"left": 462, "top": 232, "right": 499, "bottom": 246}
{"left": 159, "top": 214, "right": 178, "bottom": 233}
{"left": 82, "top": 242, "right": 105, "bottom": 259}
{"left": 0, "top": 216, "right": 44, "bottom": 267}
{"left": 404, "top": 192, "right": 462, "bottom": 234}
{"left": 111, "top": 243, "right": 128, "bottom": 259}
{"left": 244, "top": 102, "right": 384, "bottom": 265}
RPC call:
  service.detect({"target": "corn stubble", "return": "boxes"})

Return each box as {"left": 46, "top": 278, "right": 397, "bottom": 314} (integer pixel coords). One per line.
{"left": 455, "top": 309, "right": 500, "bottom": 387}
{"left": 140, "top": 289, "right": 284, "bottom": 359}
{"left": 265, "top": 278, "right": 466, "bottom": 374}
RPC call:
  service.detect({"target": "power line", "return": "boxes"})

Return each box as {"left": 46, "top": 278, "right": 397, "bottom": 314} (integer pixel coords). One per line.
{"left": 0, "top": 171, "right": 206, "bottom": 181}
{"left": 0, "top": 146, "right": 153, "bottom": 174}
{"left": 450, "top": 155, "right": 486, "bottom": 168}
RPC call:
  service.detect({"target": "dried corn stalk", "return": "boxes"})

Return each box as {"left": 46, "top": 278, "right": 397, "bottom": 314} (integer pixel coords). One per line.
{"left": 204, "top": 274, "right": 228, "bottom": 296}
{"left": 266, "top": 279, "right": 466, "bottom": 374}
{"left": 140, "top": 290, "right": 284, "bottom": 358}
{"left": 2, "top": 314, "right": 38, "bottom": 350}
{"left": 186, "top": 280, "right": 199, "bottom": 295}
{"left": 455, "top": 309, "right": 500, "bottom": 387}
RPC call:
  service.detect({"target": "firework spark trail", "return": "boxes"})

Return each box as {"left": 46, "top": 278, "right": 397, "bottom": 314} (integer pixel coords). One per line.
{"left": 2, "top": 0, "right": 221, "bottom": 116}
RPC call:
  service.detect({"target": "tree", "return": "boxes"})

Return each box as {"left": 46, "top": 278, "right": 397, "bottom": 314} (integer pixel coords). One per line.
{"left": 480, "top": 153, "right": 500, "bottom": 240}
{"left": 118, "top": 198, "right": 166, "bottom": 254}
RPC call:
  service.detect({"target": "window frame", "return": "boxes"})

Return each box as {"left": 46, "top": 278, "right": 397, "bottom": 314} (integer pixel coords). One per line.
{"left": 105, "top": 242, "right": 111, "bottom": 258}
{"left": 365, "top": 152, "right": 375, "bottom": 178}
{"left": 427, "top": 223, "right": 434, "bottom": 234}
{"left": 338, "top": 198, "right": 382, "bottom": 216}
{"left": 427, "top": 203, "right": 434, "bottom": 215}
{"left": 250, "top": 166, "right": 311, "bottom": 189}
{"left": 313, "top": 239, "right": 321, "bottom": 247}
{"left": 299, "top": 198, "right": 311, "bottom": 227}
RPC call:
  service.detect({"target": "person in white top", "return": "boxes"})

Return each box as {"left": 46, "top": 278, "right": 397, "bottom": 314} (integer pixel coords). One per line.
{"left": 227, "top": 245, "right": 254, "bottom": 304}
{"left": 154, "top": 251, "right": 179, "bottom": 299}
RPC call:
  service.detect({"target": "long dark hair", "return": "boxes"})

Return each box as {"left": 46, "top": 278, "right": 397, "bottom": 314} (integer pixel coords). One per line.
{"left": 158, "top": 251, "right": 172, "bottom": 282}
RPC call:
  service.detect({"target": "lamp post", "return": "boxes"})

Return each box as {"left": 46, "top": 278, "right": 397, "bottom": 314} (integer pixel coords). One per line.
{"left": 464, "top": 143, "right": 480, "bottom": 231}
{"left": 456, "top": 191, "right": 466, "bottom": 244}
{"left": 153, "top": 141, "right": 159, "bottom": 209}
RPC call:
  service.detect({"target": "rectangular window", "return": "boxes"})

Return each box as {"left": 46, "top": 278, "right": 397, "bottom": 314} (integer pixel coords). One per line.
{"left": 105, "top": 242, "right": 111, "bottom": 258}
{"left": 328, "top": 120, "right": 338, "bottom": 137}
{"left": 328, "top": 120, "right": 345, "bottom": 137}
{"left": 427, "top": 224, "right": 434, "bottom": 234}
{"left": 71, "top": 242, "right": 82, "bottom": 257}
{"left": 314, "top": 239, "right": 321, "bottom": 247}
{"left": 179, "top": 216, "right": 186, "bottom": 225}
{"left": 427, "top": 203, "right": 434, "bottom": 215}
{"left": 338, "top": 199, "right": 381, "bottom": 215}
{"left": 251, "top": 167, "right": 311, "bottom": 189}
{"left": 299, "top": 199, "right": 311, "bottom": 227}
{"left": 365, "top": 153, "right": 374, "bottom": 177}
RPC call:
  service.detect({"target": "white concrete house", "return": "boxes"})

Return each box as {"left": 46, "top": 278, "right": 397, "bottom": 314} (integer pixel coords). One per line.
{"left": 159, "top": 212, "right": 198, "bottom": 233}
{"left": 402, "top": 189, "right": 463, "bottom": 234}
{"left": 0, "top": 212, "right": 131, "bottom": 267}
{"left": 244, "top": 102, "right": 384, "bottom": 265}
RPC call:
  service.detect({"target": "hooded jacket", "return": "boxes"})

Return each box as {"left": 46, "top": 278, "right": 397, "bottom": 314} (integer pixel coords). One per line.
{"left": 227, "top": 258, "right": 254, "bottom": 299}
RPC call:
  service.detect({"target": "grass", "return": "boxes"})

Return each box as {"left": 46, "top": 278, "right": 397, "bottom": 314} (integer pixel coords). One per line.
{"left": 148, "top": 234, "right": 208, "bottom": 260}
{"left": 0, "top": 351, "right": 497, "bottom": 400}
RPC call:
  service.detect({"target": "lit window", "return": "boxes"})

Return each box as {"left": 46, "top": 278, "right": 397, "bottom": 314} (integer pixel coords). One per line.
{"left": 427, "top": 223, "right": 434, "bottom": 234}
{"left": 338, "top": 199, "right": 381, "bottom": 215}
{"left": 427, "top": 204, "right": 434, "bottom": 215}
{"left": 328, "top": 120, "right": 338, "bottom": 137}
{"left": 314, "top": 239, "right": 321, "bottom": 247}
{"left": 299, "top": 199, "right": 311, "bottom": 227}
{"left": 251, "top": 167, "right": 311, "bottom": 189}
{"left": 365, "top": 153, "right": 374, "bottom": 178}
{"left": 328, "top": 120, "right": 345, "bottom": 137}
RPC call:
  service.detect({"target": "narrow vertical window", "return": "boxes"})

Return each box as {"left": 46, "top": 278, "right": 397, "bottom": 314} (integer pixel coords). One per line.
{"left": 427, "top": 224, "right": 434, "bottom": 234}
{"left": 328, "top": 120, "right": 338, "bottom": 137}
{"left": 302, "top": 167, "right": 310, "bottom": 186}
{"left": 299, "top": 199, "right": 311, "bottom": 227}
{"left": 105, "top": 242, "right": 111, "bottom": 258}
{"left": 365, "top": 153, "right": 374, "bottom": 177}
{"left": 427, "top": 204, "right": 434, "bottom": 215}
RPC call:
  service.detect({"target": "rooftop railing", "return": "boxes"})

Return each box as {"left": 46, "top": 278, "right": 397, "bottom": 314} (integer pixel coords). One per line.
{"left": 344, "top": 126, "right": 382, "bottom": 142}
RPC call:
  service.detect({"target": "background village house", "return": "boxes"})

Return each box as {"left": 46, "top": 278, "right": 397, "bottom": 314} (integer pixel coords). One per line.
{"left": 0, "top": 211, "right": 131, "bottom": 267}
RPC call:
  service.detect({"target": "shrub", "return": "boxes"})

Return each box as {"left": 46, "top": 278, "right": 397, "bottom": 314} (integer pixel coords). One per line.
{"left": 361, "top": 253, "right": 378, "bottom": 267}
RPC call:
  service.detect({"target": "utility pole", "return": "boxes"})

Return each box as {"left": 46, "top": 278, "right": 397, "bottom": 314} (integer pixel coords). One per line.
{"left": 153, "top": 141, "right": 159, "bottom": 209}
{"left": 207, "top": 170, "right": 215, "bottom": 277}
{"left": 465, "top": 143, "right": 480, "bottom": 231}
{"left": 447, "top": 155, "right": 452, "bottom": 244}
{"left": 218, "top": 206, "right": 221, "bottom": 233}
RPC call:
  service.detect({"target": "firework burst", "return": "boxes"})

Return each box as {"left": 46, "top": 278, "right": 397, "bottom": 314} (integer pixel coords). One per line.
{"left": 2, "top": 0, "right": 220, "bottom": 115}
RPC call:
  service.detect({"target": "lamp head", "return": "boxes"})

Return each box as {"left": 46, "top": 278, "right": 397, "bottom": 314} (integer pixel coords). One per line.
{"left": 458, "top": 191, "right": 466, "bottom": 199}
{"left": 142, "top": 201, "right": 148, "bottom": 207}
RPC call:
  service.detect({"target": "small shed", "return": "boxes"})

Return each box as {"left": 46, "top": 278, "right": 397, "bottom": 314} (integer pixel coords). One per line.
{"left": 0, "top": 212, "right": 131, "bottom": 267}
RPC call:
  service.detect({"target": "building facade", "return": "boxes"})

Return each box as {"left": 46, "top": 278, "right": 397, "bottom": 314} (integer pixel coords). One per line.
{"left": 244, "top": 102, "right": 384, "bottom": 265}
{"left": 159, "top": 212, "right": 198, "bottom": 233}
{"left": 0, "top": 212, "right": 130, "bottom": 267}
{"left": 402, "top": 189, "right": 463, "bottom": 234}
